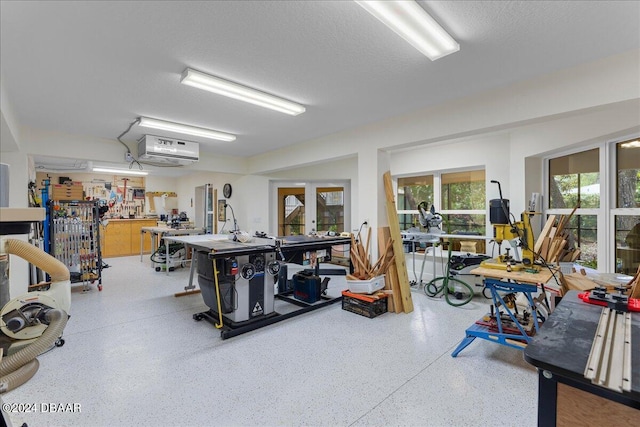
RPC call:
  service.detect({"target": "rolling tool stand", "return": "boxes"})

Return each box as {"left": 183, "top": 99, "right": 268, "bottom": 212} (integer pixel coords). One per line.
{"left": 451, "top": 278, "right": 542, "bottom": 357}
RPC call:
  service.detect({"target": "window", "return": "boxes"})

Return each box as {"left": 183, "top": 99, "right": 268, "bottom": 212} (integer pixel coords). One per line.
{"left": 616, "top": 140, "right": 640, "bottom": 208}
{"left": 546, "top": 138, "right": 640, "bottom": 273}
{"left": 441, "top": 170, "right": 486, "bottom": 235}
{"left": 549, "top": 148, "right": 600, "bottom": 209}
{"left": 316, "top": 187, "right": 345, "bottom": 233}
{"left": 614, "top": 139, "right": 640, "bottom": 274}
{"left": 547, "top": 148, "right": 600, "bottom": 268}
{"left": 397, "top": 169, "right": 486, "bottom": 251}
{"left": 397, "top": 175, "right": 433, "bottom": 230}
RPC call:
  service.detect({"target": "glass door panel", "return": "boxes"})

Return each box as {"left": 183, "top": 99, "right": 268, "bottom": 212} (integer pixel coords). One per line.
{"left": 278, "top": 187, "right": 305, "bottom": 236}
{"left": 315, "top": 187, "right": 344, "bottom": 233}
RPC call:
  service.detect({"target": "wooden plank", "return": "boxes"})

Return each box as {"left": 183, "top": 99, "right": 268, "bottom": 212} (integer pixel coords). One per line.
{"left": 540, "top": 237, "right": 551, "bottom": 260}
{"left": 629, "top": 265, "right": 640, "bottom": 299}
{"left": 535, "top": 215, "right": 556, "bottom": 254}
{"left": 174, "top": 289, "right": 201, "bottom": 297}
{"left": 378, "top": 226, "right": 403, "bottom": 313}
{"left": 570, "top": 248, "right": 581, "bottom": 261}
{"left": 383, "top": 171, "right": 414, "bottom": 313}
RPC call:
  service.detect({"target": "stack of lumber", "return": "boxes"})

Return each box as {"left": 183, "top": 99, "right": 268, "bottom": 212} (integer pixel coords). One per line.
{"left": 347, "top": 228, "right": 395, "bottom": 280}
{"left": 561, "top": 265, "right": 640, "bottom": 298}
{"left": 381, "top": 171, "right": 413, "bottom": 314}
{"left": 534, "top": 207, "right": 580, "bottom": 263}
{"left": 628, "top": 265, "right": 640, "bottom": 299}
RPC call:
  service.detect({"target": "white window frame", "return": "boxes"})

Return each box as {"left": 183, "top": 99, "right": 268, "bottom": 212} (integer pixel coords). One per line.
{"left": 396, "top": 167, "right": 486, "bottom": 232}
{"left": 544, "top": 133, "right": 640, "bottom": 272}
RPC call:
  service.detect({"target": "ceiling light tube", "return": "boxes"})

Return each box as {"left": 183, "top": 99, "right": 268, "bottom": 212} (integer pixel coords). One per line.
{"left": 93, "top": 167, "right": 148, "bottom": 176}
{"left": 355, "top": 0, "right": 459, "bottom": 61}
{"left": 138, "top": 117, "right": 236, "bottom": 142}
{"left": 181, "top": 68, "right": 306, "bottom": 116}
{"left": 620, "top": 140, "right": 640, "bottom": 148}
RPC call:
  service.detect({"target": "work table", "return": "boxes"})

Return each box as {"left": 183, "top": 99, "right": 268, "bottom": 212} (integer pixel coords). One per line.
{"left": 524, "top": 290, "right": 639, "bottom": 426}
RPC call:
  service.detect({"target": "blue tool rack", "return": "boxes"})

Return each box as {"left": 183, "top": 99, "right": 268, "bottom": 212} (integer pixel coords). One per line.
{"left": 452, "top": 278, "right": 542, "bottom": 357}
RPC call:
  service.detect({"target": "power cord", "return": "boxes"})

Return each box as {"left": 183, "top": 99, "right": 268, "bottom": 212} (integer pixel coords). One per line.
{"left": 490, "top": 180, "right": 563, "bottom": 289}
{"left": 116, "top": 118, "right": 185, "bottom": 169}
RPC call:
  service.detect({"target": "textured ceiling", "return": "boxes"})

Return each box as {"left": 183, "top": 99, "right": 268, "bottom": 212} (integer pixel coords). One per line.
{"left": 2, "top": 1, "right": 639, "bottom": 166}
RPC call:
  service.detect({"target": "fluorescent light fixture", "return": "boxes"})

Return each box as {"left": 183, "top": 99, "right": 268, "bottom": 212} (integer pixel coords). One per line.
{"left": 355, "top": 0, "right": 459, "bottom": 60}
{"left": 180, "top": 68, "right": 306, "bottom": 116}
{"left": 93, "top": 167, "right": 148, "bottom": 176}
{"left": 138, "top": 117, "right": 236, "bottom": 142}
{"left": 620, "top": 140, "right": 640, "bottom": 148}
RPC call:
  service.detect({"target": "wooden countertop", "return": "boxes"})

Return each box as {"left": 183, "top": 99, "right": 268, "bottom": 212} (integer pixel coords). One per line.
{"left": 104, "top": 218, "right": 158, "bottom": 222}
{"left": 0, "top": 207, "right": 46, "bottom": 222}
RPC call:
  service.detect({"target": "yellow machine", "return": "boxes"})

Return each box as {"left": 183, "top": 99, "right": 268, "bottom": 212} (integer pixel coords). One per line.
{"left": 481, "top": 181, "right": 538, "bottom": 272}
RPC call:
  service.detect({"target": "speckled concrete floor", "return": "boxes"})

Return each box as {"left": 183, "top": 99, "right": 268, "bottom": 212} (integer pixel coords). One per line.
{"left": 4, "top": 255, "right": 538, "bottom": 427}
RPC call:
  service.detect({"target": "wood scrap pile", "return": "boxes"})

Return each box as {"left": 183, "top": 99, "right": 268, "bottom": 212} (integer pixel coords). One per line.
{"left": 347, "top": 228, "right": 395, "bottom": 280}
{"left": 534, "top": 207, "right": 581, "bottom": 263}
{"left": 628, "top": 265, "right": 640, "bottom": 299}
{"left": 561, "top": 265, "right": 640, "bottom": 298}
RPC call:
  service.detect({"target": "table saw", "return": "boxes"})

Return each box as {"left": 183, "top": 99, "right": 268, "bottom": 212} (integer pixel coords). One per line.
{"left": 188, "top": 235, "right": 351, "bottom": 339}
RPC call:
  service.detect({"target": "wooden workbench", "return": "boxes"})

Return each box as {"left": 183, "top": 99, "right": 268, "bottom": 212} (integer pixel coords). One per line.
{"left": 470, "top": 265, "right": 559, "bottom": 285}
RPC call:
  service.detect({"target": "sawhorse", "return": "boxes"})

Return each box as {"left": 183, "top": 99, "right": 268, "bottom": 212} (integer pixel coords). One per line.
{"left": 452, "top": 278, "right": 542, "bottom": 357}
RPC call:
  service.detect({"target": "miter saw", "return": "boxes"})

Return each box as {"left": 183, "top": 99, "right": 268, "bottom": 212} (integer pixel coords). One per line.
{"left": 401, "top": 202, "right": 444, "bottom": 243}
{"left": 400, "top": 203, "right": 445, "bottom": 287}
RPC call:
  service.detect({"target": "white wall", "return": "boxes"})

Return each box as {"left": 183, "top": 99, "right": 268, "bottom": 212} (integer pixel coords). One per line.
{"left": 246, "top": 50, "right": 640, "bottom": 175}
{"left": 0, "top": 152, "right": 31, "bottom": 296}
{"left": 1, "top": 49, "right": 639, "bottom": 288}
{"left": 172, "top": 171, "right": 244, "bottom": 232}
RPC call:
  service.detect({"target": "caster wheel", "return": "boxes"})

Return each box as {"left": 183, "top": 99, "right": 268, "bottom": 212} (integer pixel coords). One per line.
{"left": 98, "top": 285, "right": 103, "bottom": 291}
{"left": 169, "top": 267, "right": 175, "bottom": 272}
{"left": 193, "top": 313, "right": 204, "bottom": 321}
{"left": 55, "top": 338, "right": 65, "bottom": 347}
{"left": 155, "top": 267, "right": 161, "bottom": 272}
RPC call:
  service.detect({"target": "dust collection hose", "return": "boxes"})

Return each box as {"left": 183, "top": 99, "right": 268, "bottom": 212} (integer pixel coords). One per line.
{"left": 0, "top": 309, "right": 68, "bottom": 393}
{"left": 0, "top": 239, "right": 70, "bottom": 393}
{"left": 5, "top": 239, "right": 69, "bottom": 282}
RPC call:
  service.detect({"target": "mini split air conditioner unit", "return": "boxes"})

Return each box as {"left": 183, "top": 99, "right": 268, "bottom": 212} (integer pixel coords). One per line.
{"left": 137, "top": 135, "right": 199, "bottom": 165}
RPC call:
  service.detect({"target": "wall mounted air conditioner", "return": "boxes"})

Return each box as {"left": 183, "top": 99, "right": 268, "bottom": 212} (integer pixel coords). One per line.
{"left": 137, "top": 135, "right": 199, "bottom": 165}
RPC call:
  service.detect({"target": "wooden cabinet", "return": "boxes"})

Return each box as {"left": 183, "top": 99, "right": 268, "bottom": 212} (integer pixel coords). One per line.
{"left": 130, "top": 220, "right": 156, "bottom": 254}
{"left": 102, "top": 219, "right": 157, "bottom": 258}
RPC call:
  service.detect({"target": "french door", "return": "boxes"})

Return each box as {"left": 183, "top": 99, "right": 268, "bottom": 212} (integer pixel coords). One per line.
{"left": 272, "top": 181, "right": 350, "bottom": 236}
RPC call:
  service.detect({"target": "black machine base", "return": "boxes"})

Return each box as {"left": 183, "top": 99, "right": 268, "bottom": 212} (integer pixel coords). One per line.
{"left": 193, "top": 293, "right": 342, "bottom": 339}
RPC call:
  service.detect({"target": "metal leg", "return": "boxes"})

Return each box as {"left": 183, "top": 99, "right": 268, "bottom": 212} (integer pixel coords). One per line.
{"left": 174, "top": 247, "right": 200, "bottom": 297}
{"left": 452, "top": 334, "right": 477, "bottom": 357}
{"left": 164, "top": 232, "right": 170, "bottom": 275}
{"left": 186, "top": 251, "right": 197, "bottom": 291}
{"left": 537, "top": 369, "right": 557, "bottom": 427}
